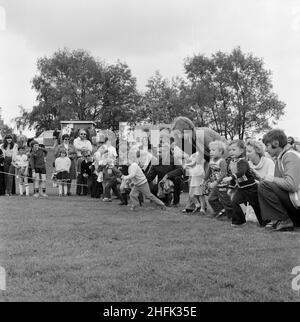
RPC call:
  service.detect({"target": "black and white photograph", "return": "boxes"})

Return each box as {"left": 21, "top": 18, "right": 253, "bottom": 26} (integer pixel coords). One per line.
{"left": 1, "top": 0, "right": 300, "bottom": 306}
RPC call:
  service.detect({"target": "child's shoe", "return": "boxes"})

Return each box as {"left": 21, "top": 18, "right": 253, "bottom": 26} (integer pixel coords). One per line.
{"left": 33, "top": 193, "right": 39, "bottom": 198}
{"left": 41, "top": 193, "right": 48, "bottom": 197}
{"left": 231, "top": 222, "right": 246, "bottom": 227}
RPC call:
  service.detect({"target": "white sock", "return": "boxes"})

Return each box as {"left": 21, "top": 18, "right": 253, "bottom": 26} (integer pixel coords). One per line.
{"left": 25, "top": 185, "right": 29, "bottom": 196}
{"left": 19, "top": 184, "right": 23, "bottom": 195}
{"left": 64, "top": 185, "right": 68, "bottom": 196}
{"left": 58, "top": 185, "right": 63, "bottom": 195}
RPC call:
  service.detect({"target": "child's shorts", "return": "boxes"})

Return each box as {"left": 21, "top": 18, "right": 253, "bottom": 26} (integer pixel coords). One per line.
{"left": 57, "top": 171, "right": 69, "bottom": 181}
{"left": 34, "top": 167, "right": 46, "bottom": 174}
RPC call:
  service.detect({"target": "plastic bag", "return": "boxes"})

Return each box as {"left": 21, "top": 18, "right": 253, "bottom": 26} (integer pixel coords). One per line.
{"left": 240, "top": 202, "right": 258, "bottom": 223}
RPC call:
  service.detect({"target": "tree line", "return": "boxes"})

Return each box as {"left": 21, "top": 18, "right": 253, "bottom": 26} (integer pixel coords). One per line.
{"left": 13, "top": 47, "right": 285, "bottom": 139}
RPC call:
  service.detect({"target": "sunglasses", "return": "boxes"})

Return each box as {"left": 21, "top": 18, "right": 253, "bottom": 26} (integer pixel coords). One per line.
{"left": 80, "top": 133, "right": 87, "bottom": 136}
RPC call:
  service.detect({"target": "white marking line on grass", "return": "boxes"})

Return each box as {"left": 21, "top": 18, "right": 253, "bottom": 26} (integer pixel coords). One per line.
{"left": 0, "top": 266, "right": 6, "bottom": 291}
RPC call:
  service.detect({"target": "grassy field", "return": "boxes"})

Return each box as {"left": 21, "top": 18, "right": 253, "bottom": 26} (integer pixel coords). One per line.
{"left": 1, "top": 149, "right": 300, "bottom": 301}
{"left": 1, "top": 194, "right": 300, "bottom": 302}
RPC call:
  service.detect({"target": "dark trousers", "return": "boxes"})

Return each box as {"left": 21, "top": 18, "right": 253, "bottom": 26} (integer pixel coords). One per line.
{"left": 91, "top": 174, "right": 103, "bottom": 198}
{"left": 171, "top": 176, "right": 183, "bottom": 205}
{"left": 258, "top": 181, "right": 300, "bottom": 226}
{"left": 208, "top": 186, "right": 232, "bottom": 218}
{"left": 4, "top": 157, "right": 16, "bottom": 195}
{"left": 103, "top": 178, "right": 121, "bottom": 199}
{"left": 76, "top": 174, "right": 90, "bottom": 195}
{"left": 231, "top": 185, "right": 263, "bottom": 225}
{"left": 0, "top": 166, "right": 5, "bottom": 195}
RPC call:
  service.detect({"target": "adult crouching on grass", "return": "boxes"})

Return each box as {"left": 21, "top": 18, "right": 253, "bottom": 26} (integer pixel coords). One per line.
{"left": 258, "top": 129, "right": 300, "bottom": 232}
{"left": 171, "top": 116, "right": 223, "bottom": 212}
{"left": 54, "top": 134, "right": 77, "bottom": 196}
{"left": 246, "top": 139, "right": 275, "bottom": 181}
{"left": 146, "top": 142, "right": 184, "bottom": 207}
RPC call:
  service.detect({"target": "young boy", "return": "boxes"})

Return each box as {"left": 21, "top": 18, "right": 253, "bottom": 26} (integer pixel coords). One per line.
{"left": 79, "top": 150, "right": 93, "bottom": 196}
{"left": 29, "top": 140, "right": 48, "bottom": 197}
{"left": 122, "top": 150, "right": 167, "bottom": 211}
{"left": 100, "top": 155, "right": 123, "bottom": 202}
{"left": 222, "top": 140, "right": 265, "bottom": 227}
{"left": 203, "top": 140, "right": 232, "bottom": 219}
{"left": 12, "top": 146, "right": 29, "bottom": 196}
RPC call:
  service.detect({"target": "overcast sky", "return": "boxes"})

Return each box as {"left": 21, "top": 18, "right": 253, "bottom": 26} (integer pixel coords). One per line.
{"left": 0, "top": 0, "right": 300, "bottom": 137}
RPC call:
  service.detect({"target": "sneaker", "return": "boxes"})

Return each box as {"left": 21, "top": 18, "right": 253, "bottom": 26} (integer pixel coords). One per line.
{"left": 33, "top": 193, "right": 39, "bottom": 198}
{"left": 273, "top": 219, "right": 294, "bottom": 232}
{"left": 41, "top": 193, "right": 48, "bottom": 197}
{"left": 216, "top": 209, "right": 226, "bottom": 219}
{"left": 265, "top": 220, "right": 279, "bottom": 229}
{"left": 103, "top": 198, "right": 112, "bottom": 202}
{"left": 231, "top": 222, "right": 246, "bottom": 227}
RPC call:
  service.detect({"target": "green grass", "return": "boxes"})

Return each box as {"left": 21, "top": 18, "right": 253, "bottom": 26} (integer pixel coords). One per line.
{"left": 1, "top": 148, "right": 300, "bottom": 301}
{"left": 1, "top": 195, "right": 300, "bottom": 302}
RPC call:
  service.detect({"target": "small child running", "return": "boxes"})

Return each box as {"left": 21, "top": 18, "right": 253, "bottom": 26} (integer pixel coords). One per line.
{"left": 122, "top": 150, "right": 166, "bottom": 211}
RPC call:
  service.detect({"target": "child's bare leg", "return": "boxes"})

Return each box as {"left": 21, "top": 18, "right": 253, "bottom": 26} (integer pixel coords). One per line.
{"left": 205, "top": 195, "right": 214, "bottom": 214}
{"left": 63, "top": 183, "right": 68, "bottom": 196}
{"left": 58, "top": 183, "right": 63, "bottom": 196}
{"left": 24, "top": 176, "right": 29, "bottom": 196}
{"left": 199, "top": 195, "right": 206, "bottom": 212}
{"left": 41, "top": 174, "right": 47, "bottom": 196}
{"left": 18, "top": 175, "right": 24, "bottom": 195}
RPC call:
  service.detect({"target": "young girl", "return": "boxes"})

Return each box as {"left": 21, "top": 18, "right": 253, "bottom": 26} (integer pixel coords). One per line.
{"left": 122, "top": 150, "right": 166, "bottom": 211}
{"left": 12, "top": 146, "right": 29, "bottom": 196}
{"left": 55, "top": 149, "right": 71, "bottom": 196}
{"left": 184, "top": 151, "right": 205, "bottom": 214}
{"left": 203, "top": 140, "right": 232, "bottom": 219}
{"left": 222, "top": 140, "right": 265, "bottom": 227}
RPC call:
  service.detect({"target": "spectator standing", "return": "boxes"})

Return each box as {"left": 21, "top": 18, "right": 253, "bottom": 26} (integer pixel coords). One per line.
{"left": 1, "top": 134, "right": 18, "bottom": 196}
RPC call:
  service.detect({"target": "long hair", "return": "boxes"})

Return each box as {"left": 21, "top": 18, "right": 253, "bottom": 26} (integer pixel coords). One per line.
{"left": 3, "top": 136, "right": 15, "bottom": 150}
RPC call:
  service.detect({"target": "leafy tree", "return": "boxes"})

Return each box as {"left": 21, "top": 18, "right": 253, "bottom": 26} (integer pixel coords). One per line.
{"left": 99, "top": 61, "right": 141, "bottom": 131}
{"left": 141, "top": 71, "right": 184, "bottom": 124}
{"left": 184, "top": 47, "right": 285, "bottom": 139}
{"left": 18, "top": 49, "right": 141, "bottom": 132}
